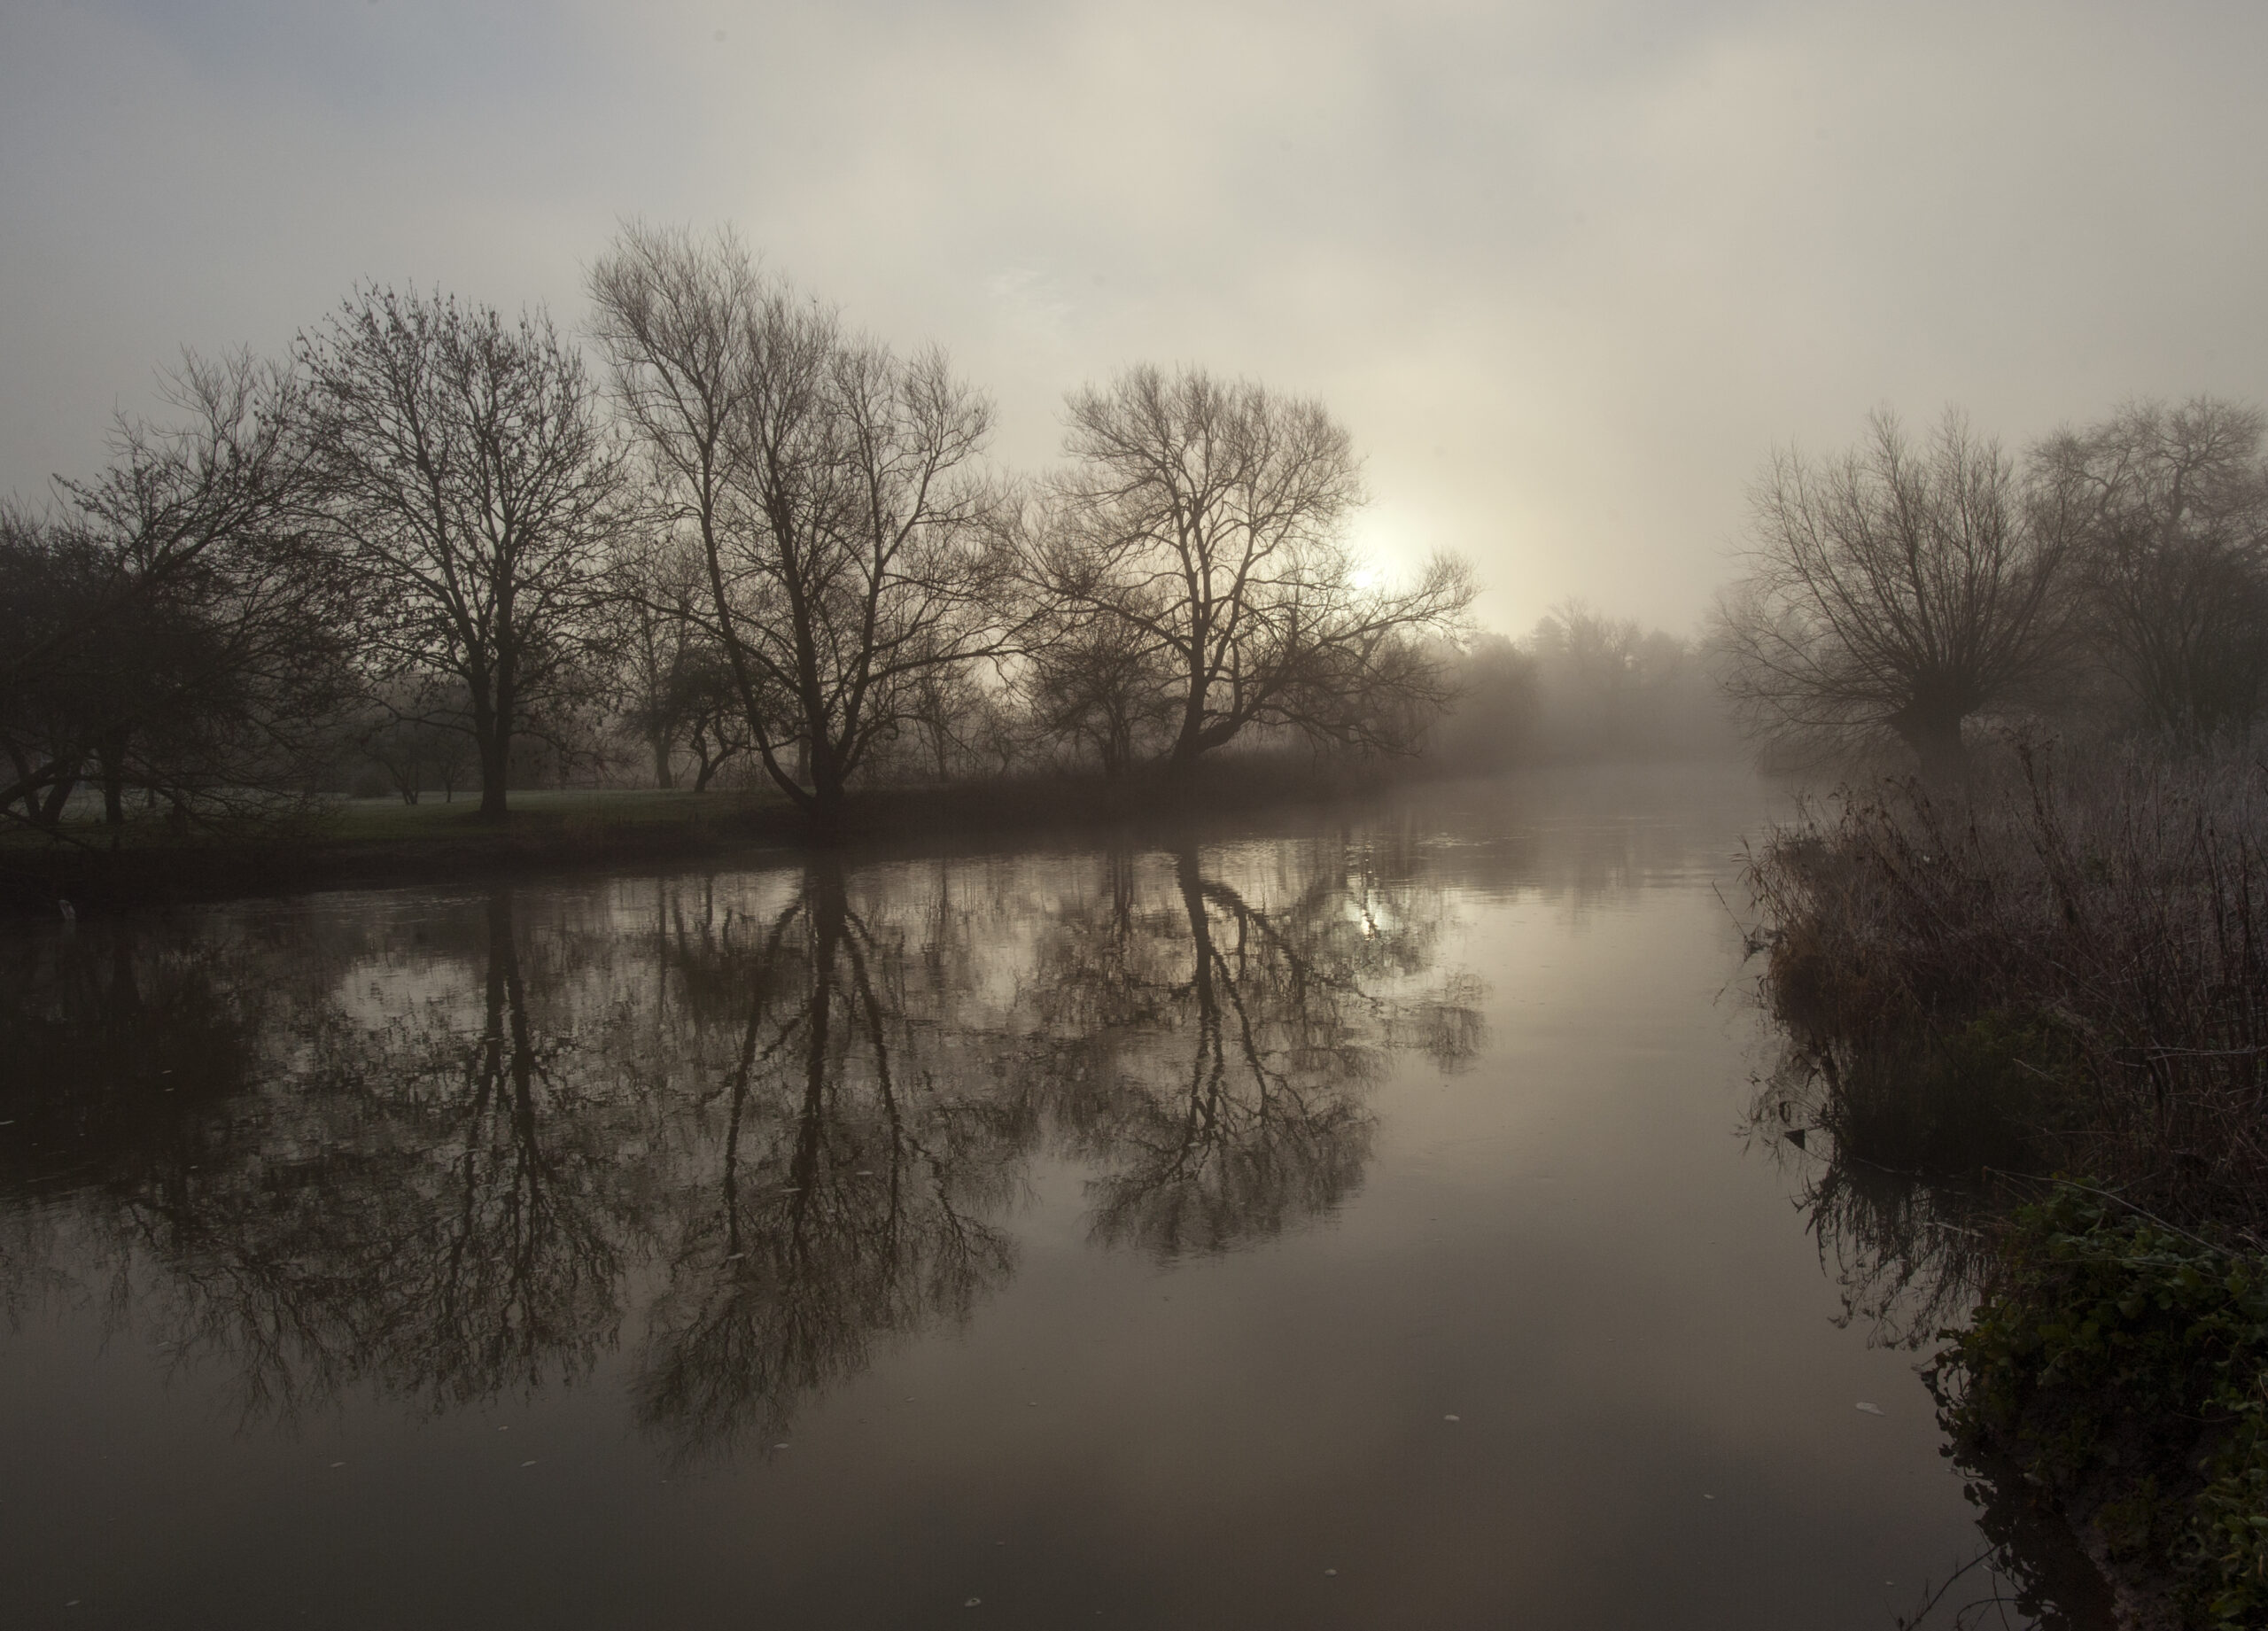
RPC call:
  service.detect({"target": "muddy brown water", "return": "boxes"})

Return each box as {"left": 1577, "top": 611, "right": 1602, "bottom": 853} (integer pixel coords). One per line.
{"left": 0, "top": 767, "right": 2110, "bottom": 1628}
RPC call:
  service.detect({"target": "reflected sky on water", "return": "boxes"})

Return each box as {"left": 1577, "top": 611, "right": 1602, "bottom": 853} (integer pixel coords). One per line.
{"left": 0, "top": 767, "right": 2109, "bottom": 1628}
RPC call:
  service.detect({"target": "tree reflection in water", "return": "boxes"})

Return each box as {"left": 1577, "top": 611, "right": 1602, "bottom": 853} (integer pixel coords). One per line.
{"left": 1746, "top": 1046, "right": 2117, "bottom": 1628}
{"left": 0, "top": 835, "right": 1476, "bottom": 1456}
{"left": 1037, "top": 843, "right": 1473, "bottom": 1258}
{"left": 1745, "top": 1042, "right": 1992, "bottom": 1353}
{"left": 1, "top": 894, "right": 633, "bottom": 1418}
{"left": 633, "top": 858, "right": 1025, "bottom": 1459}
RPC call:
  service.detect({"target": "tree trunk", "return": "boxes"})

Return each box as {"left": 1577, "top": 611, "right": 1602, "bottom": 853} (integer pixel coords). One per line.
{"left": 803, "top": 728, "right": 847, "bottom": 836}
{"left": 36, "top": 762, "right": 82, "bottom": 830}
{"left": 1891, "top": 705, "right": 1969, "bottom": 784}
{"left": 475, "top": 674, "right": 512, "bottom": 820}
{"left": 809, "top": 775, "right": 845, "bottom": 837}
{"left": 476, "top": 652, "right": 521, "bottom": 821}
{"left": 98, "top": 732, "right": 128, "bottom": 826}
{"left": 477, "top": 730, "right": 510, "bottom": 820}
{"left": 651, "top": 732, "right": 676, "bottom": 790}
{"left": 1170, "top": 687, "right": 1208, "bottom": 766}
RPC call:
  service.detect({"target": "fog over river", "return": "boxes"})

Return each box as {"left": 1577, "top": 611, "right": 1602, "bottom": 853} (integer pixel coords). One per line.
{"left": 0, "top": 768, "right": 2109, "bottom": 1628}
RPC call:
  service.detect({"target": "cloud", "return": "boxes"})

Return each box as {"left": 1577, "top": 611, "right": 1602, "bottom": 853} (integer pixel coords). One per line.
{"left": 4, "top": 0, "right": 2264, "bottom": 633}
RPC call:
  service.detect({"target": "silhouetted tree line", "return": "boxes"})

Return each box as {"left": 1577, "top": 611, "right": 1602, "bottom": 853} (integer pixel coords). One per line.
{"left": 1720, "top": 400, "right": 2268, "bottom": 778}
{"left": 2, "top": 226, "right": 1486, "bottom": 837}
{"left": 0, "top": 358, "right": 357, "bottom": 831}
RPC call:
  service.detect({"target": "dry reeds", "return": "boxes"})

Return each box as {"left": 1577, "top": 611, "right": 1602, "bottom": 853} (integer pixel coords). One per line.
{"left": 1751, "top": 744, "right": 2268, "bottom": 1232}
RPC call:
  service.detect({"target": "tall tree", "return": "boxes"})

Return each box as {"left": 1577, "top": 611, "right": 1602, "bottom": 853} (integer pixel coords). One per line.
{"left": 2031, "top": 398, "right": 2268, "bottom": 745}
{"left": 299, "top": 288, "right": 620, "bottom": 820}
{"left": 607, "top": 529, "right": 731, "bottom": 788}
{"left": 1719, "top": 408, "right": 2069, "bottom": 779}
{"left": 1032, "top": 365, "right": 1472, "bottom": 766}
{"left": 591, "top": 225, "right": 1016, "bottom": 829}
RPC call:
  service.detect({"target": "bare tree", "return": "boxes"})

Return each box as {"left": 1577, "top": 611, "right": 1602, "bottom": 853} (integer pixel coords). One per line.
{"left": 2031, "top": 397, "right": 2268, "bottom": 745}
{"left": 590, "top": 225, "right": 1017, "bottom": 828}
{"left": 299, "top": 288, "right": 621, "bottom": 821}
{"left": 607, "top": 530, "right": 718, "bottom": 788}
{"left": 588, "top": 232, "right": 765, "bottom": 786}
{"left": 360, "top": 688, "right": 477, "bottom": 804}
{"left": 0, "top": 354, "right": 350, "bottom": 834}
{"left": 1719, "top": 408, "right": 2068, "bottom": 779}
{"left": 1031, "top": 365, "right": 1472, "bottom": 767}
{"left": 1024, "top": 607, "right": 1178, "bottom": 777}
{"left": 892, "top": 649, "right": 997, "bottom": 783}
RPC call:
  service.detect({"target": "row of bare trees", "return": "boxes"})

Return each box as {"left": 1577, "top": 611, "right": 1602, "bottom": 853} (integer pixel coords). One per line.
{"left": 588, "top": 227, "right": 1475, "bottom": 823}
{"left": 0, "top": 227, "right": 1479, "bottom": 843}
{"left": 0, "top": 359, "right": 357, "bottom": 830}
{"left": 1720, "top": 400, "right": 2268, "bottom": 777}
{"left": 0, "top": 226, "right": 1478, "bottom": 838}
{"left": 0, "top": 299, "right": 624, "bottom": 830}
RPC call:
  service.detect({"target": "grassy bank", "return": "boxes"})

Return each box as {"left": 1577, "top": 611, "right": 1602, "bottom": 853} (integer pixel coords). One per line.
{"left": 0, "top": 757, "right": 1396, "bottom": 916}
{"left": 1751, "top": 749, "right": 2268, "bottom": 1626}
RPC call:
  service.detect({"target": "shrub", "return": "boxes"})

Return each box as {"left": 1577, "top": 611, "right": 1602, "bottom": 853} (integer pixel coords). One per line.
{"left": 1751, "top": 744, "right": 2268, "bottom": 1229}
{"left": 1940, "top": 1186, "right": 2268, "bottom": 1627}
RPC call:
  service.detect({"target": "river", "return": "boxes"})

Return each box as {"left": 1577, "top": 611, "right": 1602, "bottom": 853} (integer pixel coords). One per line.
{"left": 0, "top": 766, "right": 2110, "bottom": 1628}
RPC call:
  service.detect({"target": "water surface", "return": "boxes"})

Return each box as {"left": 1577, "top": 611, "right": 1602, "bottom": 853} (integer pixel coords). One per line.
{"left": 0, "top": 768, "right": 2108, "bottom": 1627}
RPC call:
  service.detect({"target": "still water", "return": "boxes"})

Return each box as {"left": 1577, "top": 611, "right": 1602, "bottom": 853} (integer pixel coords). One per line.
{"left": 0, "top": 768, "right": 2108, "bottom": 1629}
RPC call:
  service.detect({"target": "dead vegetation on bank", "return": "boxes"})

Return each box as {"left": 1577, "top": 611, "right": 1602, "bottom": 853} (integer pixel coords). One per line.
{"left": 1751, "top": 744, "right": 2268, "bottom": 1233}
{"left": 1750, "top": 745, "right": 2268, "bottom": 1627}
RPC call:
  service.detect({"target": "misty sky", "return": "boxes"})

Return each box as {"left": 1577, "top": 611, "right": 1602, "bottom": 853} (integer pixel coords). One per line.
{"left": 4, "top": 0, "right": 2264, "bottom": 635}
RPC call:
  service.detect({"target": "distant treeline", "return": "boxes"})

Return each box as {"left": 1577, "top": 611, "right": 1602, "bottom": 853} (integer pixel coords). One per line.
{"left": 1720, "top": 400, "right": 2268, "bottom": 779}
{"left": 1426, "top": 601, "right": 1735, "bottom": 772}
{"left": 4, "top": 224, "right": 1504, "bottom": 838}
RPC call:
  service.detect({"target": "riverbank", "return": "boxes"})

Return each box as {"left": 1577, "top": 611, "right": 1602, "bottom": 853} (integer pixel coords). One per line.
{"left": 0, "top": 757, "right": 1397, "bottom": 916}
{"left": 1750, "top": 748, "right": 2268, "bottom": 1628}
{"left": 1937, "top": 1187, "right": 2268, "bottom": 1630}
